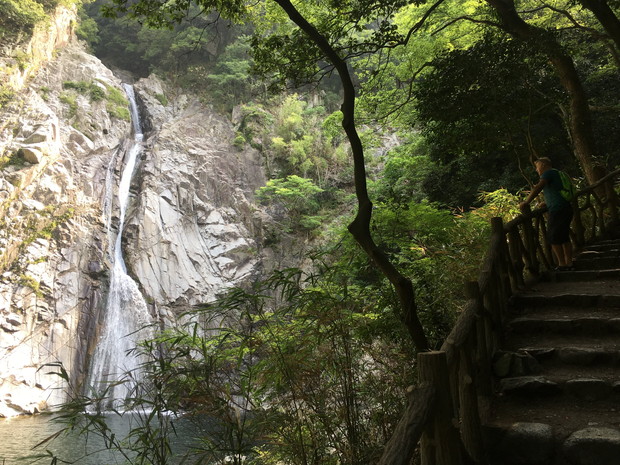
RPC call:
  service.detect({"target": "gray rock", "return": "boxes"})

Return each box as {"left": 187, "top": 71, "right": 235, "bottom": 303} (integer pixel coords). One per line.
{"left": 494, "top": 423, "right": 555, "bottom": 465}
{"left": 0, "top": 38, "right": 273, "bottom": 417}
{"left": 565, "top": 378, "right": 613, "bottom": 401}
{"left": 493, "top": 351, "right": 513, "bottom": 377}
{"left": 501, "top": 376, "right": 561, "bottom": 396}
{"left": 522, "top": 347, "right": 556, "bottom": 359}
{"left": 563, "top": 427, "right": 620, "bottom": 465}
{"left": 557, "top": 347, "right": 601, "bottom": 365}
{"left": 20, "top": 146, "right": 44, "bottom": 164}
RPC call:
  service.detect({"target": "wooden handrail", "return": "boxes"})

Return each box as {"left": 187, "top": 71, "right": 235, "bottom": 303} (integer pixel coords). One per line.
{"left": 379, "top": 168, "right": 620, "bottom": 464}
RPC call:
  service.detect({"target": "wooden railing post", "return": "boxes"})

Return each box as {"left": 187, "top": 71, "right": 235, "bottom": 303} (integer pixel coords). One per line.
{"left": 507, "top": 228, "right": 525, "bottom": 290}
{"left": 520, "top": 204, "right": 540, "bottom": 276}
{"left": 458, "top": 342, "right": 483, "bottom": 463}
{"left": 466, "top": 281, "right": 492, "bottom": 397}
{"left": 571, "top": 197, "right": 586, "bottom": 247}
{"left": 491, "top": 217, "right": 511, "bottom": 313}
{"left": 419, "top": 351, "right": 463, "bottom": 465}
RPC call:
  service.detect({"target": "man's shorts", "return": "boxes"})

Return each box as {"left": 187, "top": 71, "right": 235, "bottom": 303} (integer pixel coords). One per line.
{"left": 547, "top": 206, "right": 573, "bottom": 244}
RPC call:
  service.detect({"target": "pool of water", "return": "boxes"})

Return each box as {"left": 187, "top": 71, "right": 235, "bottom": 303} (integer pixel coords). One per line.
{"left": 0, "top": 412, "right": 212, "bottom": 464}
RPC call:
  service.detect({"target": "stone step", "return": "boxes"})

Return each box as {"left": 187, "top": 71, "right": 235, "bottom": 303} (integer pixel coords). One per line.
{"left": 484, "top": 393, "right": 620, "bottom": 465}
{"left": 499, "top": 375, "right": 620, "bottom": 400}
{"left": 493, "top": 345, "right": 620, "bottom": 376}
{"left": 484, "top": 420, "right": 620, "bottom": 465}
{"left": 484, "top": 239, "right": 620, "bottom": 464}
{"left": 493, "top": 345, "right": 620, "bottom": 378}
{"left": 550, "top": 268, "right": 620, "bottom": 282}
{"left": 577, "top": 249, "right": 620, "bottom": 258}
{"left": 483, "top": 382, "right": 620, "bottom": 465}
{"left": 574, "top": 256, "right": 620, "bottom": 270}
{"left": 582, "top": 241, "right": 620, "bottom": 252}
{"left": 503, "top": 338, "right": 620, "bottom": 367}
{"left": 513, "top": 306, "right": 620, "bottom": 318}
{"left": 513, "top": 293, "right": 620, "bottom": 309}
{"left": 508, "top": 314, "right": 620, "bottom": 337}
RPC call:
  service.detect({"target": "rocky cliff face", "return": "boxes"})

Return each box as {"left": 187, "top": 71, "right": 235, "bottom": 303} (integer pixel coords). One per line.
{"left": 0, "top": 36, "right": 129, "bottom": 416}
{"left": 0, "top": 36, "right": 269, "bottom": 416}
{"left": 127, "top": 77, "right": 266, "bottom": 320}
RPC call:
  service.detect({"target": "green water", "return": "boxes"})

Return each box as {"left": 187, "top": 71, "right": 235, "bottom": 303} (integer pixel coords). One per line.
{"left": 0, "top": 412, "right": 210, "bottom": 464}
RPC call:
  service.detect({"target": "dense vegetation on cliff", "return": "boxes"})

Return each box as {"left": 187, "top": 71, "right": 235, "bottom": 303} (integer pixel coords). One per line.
{"left": 38, "top": 0, "right": 619, "bottom": 463}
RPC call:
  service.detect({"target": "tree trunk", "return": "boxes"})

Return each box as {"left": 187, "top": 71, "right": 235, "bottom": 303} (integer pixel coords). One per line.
{"left": 578, "top": 0, "right": 620, "bottom": 52}
{"left": 485, "top": 0, "right": 603, "bottom": 183}
{"left": 272, "top": 0, "right": 429, "bottom": 352}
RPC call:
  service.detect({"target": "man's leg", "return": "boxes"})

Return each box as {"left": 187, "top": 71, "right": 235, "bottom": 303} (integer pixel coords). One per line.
{"left": 551, "top": 242, "right": 573, "bottom": 267}
{"left": 562, "top": 241, "right": 573, "bottom": 266}
{"left": 551, "top": 244, "right": 566, "bottom": 267}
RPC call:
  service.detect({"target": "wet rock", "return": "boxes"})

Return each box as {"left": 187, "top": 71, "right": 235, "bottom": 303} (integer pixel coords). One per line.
{"left": 563, "top": 427, "right": 620, "bottom": 465}
{"left": 501, "top": 376, "right": 561, "bottom": 396}
{"left": 557, "top": 347, "right": 601, "bottom": 365}
{"left": 491, "top": 422, "right": 555, "bottom": 465}
{"left": 566, "top": 378, "right": 613, "bottom": 401}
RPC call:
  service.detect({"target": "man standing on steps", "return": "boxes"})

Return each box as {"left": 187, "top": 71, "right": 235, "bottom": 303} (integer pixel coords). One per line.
{"left": 519, "top": 157, "right": 574, "bottom": 270}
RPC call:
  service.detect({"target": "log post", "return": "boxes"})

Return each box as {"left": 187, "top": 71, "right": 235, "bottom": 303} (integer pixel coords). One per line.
{"left": 507, "top": 228, "right": 525, "bottom": 290}
{"left": 459, "top": 342, "right": 483, "bottom": 462}
{"left": 378, "top": 385, "right": 436, "bottom": 465}
{"left": 419, "top": 351, "right": 463, "bottom": 465}
{"left": 466, "top": 281, "right": 492, "bottom": 397}
{"left": 520, "top": 205, "right": 540, "bottom": 276}
{"left": 572, "top": 200, "right": 586, "bottom": 246}
{"left": 491, "top": 217, "right": 511, "bottom": 300}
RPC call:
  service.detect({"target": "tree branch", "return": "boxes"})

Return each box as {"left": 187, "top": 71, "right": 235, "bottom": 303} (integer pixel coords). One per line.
{"left": 271, "top": 0, "right": 430, "bottom": 352}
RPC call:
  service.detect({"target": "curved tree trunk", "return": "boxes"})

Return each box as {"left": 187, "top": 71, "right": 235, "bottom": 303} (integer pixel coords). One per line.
{"left": 485, "top": 0, "right": 603, "bottom": 183}
{"left": 578, "top": 0, "right": 620, "bottom": 52}
{"left": 272, "top": 0, "right": 430, "bottom": 352}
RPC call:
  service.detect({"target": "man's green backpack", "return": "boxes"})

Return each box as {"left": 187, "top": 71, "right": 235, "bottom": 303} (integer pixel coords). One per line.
{"left": 557, "top": 169, "right": 576, "bottom": 201}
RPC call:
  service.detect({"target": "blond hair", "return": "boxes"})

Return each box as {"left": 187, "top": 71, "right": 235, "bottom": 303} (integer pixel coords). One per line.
{"left": 535, "top": 157, "right": 552, "bottom": 168}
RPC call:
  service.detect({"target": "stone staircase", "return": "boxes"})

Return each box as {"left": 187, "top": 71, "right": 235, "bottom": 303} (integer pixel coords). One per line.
{"left": 483, "top": 240, "right": 620, "bottom": 465}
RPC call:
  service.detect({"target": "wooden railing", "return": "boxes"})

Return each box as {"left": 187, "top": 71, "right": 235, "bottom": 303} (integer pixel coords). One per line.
{"left": 379, "top": 167, "right": 620, "bottom": 465}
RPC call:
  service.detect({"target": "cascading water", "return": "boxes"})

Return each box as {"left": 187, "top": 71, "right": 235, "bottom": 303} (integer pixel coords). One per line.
{"left": 88, "top": 84, "right": 153, "bottom": 408}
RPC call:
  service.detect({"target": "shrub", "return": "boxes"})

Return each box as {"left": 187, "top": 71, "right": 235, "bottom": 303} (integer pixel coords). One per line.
{"left": 0, "top": 0, "right": 45, "bottom": 34}
{"left": 154, "top": 93, "right": 167, "bottom": 106}
{"left": 0, "top": 86, "right": 14, "bottom": 109}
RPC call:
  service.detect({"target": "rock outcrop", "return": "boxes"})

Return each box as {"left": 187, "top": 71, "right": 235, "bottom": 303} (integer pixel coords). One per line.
{"left": 0, "top": 36, "right": 128, "bottom": 416}
{"left": 128, "top": 77, "right": 266, "bottom": 319}
{"left": 0, "top": 35, "right": 269, "bottom": 416}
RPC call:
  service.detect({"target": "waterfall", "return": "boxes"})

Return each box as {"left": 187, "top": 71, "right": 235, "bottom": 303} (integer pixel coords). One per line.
{"left": 88, "top": 84, "right": 152, "bottom": 409}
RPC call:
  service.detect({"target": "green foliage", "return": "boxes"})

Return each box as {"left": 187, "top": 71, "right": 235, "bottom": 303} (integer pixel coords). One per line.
{"left": 13, "top": 51, "right": 31, "bottom": 71}
{"left": 61, "top": 79, "right": 117, "bottom": 122}
{"left": 59, "top": 92, "right": 78, "bottom": 118}
{"left": 154, "top": 92, "right": 167, "bottom": 106}
{"left": 371, "top": 132, "right": 433, "bottom": 205}
{"left": 39, "top": 360, "right": 175, "bottom": 465}
{"left": 76, "top": 7, "right": 99, "bottom": 45}
{"left": 0, "top": 150, "right": 26, "bottom": 169}
{"left": 82, "top": 0, "right": 240, "bottom": 79}
{"left": 63, "top": 80, "right": 106, "bottom": 101}
{"left": 106, "top": 102, "right": 130, "bottom": 120}
{"left": 240, "top": 95, "right": 351, "bottom": 185}
{"left": 18, "top": 274, "right": 43, "bottom": 297}
{"left": 50, "top": 2, "right": 620, "bottom": 463}
{"left": 90, "top": 266, "right": 413, "bottom": 464}
{"left": 104, "top": 84, "right": 127, "bottom": 106}
{"left": 104, "top": 84, "right": 130, "bottom": 120}
{"left": 412, "top": 34, "right": 574, "bottom": 207}
{"left": 256, "top": 175, "right": 324, "bottom": 231}
{"left": 38, "top": 86, "right": 51, "bottom": 101}
{"left": 203, "top": 37, "right": 257, "bottom": 111}
{"left": 0, "top": 0, "right": 45, "bottom": 37}
{"left": 0, "top": 85, "right": 15, "bottom": 109}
